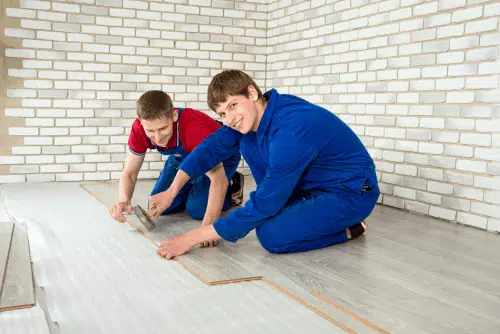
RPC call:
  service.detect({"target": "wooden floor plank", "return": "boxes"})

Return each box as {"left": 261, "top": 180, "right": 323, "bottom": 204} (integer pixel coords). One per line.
{"left": 367, "top": 214, "right": 500, "bottom": 297}
{"left": 0, "top": 223, "right": 35, "bottom": 311}
{"left": 0, "top": 221, "right": 14, "bottom": 296}
{"left": 81, "top": 179, "right": 500, "bottom": 333}
{"left": 372, "top": 205, "right": 500, "bottom": 264}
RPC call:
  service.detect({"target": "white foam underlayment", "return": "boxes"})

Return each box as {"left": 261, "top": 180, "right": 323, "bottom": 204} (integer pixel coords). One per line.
{"left": 0, "top": 306, "right": 50, "bottom": 334}
{"left": 0, "top": 183, "right": 344, "bottom": 334}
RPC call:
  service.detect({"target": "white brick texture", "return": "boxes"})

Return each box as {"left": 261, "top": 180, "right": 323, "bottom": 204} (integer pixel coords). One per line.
{"left": 264, "top": 0, "right": 500, "bottom": 231}
{"left": 2, "top": 0, "right": 500, "bottom": 231}
{"left": 4, "top": 0, "right": 267, "bottom": 184}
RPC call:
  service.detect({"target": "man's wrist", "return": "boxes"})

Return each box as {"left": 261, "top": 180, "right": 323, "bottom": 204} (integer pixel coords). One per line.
{"left": 201, "top": 220, "right": 215, "bottom": 227}
{"left": 168, "top": 185, "right": 180, "bottom": 197}
{"left": 184, "top": 225, "right": 217, "bottom": 247}
{"left": 185, "top": 229, "right": 203, "bottom": 247}
{"left": 170, "top": 169, "right": 190, "bottom": 194}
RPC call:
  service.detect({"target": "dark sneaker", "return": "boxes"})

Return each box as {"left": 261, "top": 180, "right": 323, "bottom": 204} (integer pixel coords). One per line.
{"left": 347, "top": 221, "right": 367, "bottom": 240}
{"left": 230, "top": 171, "right": 244, "bottom": 206}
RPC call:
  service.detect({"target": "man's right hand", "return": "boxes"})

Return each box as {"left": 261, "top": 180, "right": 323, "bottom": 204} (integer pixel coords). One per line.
{"left": 109, "top": 202, "right": 133, "bottom": 223}
{"left": 149, "top": 188, "right": 176, "bottom": 218}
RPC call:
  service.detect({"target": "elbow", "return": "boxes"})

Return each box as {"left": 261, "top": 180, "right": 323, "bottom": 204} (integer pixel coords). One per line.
{"left": 213, "top": 175, "right": 229, "bottom": 189}
{"left": 208, "top": 172, "right": 229, "bottom": 189}
{"left": 123, "top": 171, "right": 138, "bottom": 183}
{"left": 206, "top": 163, "right": 229, "bottom": 189}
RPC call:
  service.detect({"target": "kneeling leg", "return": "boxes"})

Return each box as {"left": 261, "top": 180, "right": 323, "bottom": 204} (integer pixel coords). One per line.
{"left": 256, "top": 192, "right": 375, "bottom": 253}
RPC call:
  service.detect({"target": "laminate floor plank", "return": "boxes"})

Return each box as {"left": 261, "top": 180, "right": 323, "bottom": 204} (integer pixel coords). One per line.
{"left": 372, "top": 206, "right": 500, "bottom": 264}
{"left": 367, "top": 214, "right": 500, "bottom": 296}
{"left": 0, "top": 222, "right": 14, "bottom": 296}
{"left": 0, "top": 223, "right": 35, "bottom": 311}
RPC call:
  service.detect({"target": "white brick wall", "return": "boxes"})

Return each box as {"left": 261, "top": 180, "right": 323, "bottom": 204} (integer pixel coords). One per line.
{"left": 266, "top": 0, "right": 500, "bottom": 232}
{"left": 3, "top": 0, "right": 500, "bottom": 233}
{"left": 3, "top": 0, "right": 266, "bottom": 182}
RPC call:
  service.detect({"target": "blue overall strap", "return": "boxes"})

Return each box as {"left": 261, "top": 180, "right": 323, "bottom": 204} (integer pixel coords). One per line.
{"left": 175, "top": 108, "right": 184, "bottom": 148}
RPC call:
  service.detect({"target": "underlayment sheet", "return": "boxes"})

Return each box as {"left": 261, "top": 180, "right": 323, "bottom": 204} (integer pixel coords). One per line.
{"left": 0, "top": 199, "right": 10, "bottom": 223}
{"left": 82, "top": 180, "right": 500, "bottom": 333}
{"left": 0, "top": 183, "right": 344, "bottom": 334}
{"left": 0, "top": 305, "right": 50, "bottom": 334}
{"left": 0, "top": 223, "right": 35, "bottom": 311}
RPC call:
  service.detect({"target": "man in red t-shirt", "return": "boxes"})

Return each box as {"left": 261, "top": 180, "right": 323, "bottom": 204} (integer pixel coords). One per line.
{"left": 109, "top": 90, "right": 243, "bottom": 247}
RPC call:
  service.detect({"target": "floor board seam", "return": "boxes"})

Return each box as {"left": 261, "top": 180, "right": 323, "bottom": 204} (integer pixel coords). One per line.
{"left": 79, "top": 182, "right": 390, "bottom": 334}
{"left": 0, "top": 303, "right": 35, "bottom": 312}
{"left": 262, "top": 278, "right": 356, "bottom": 334}
{"left": 312, "top": 293, "right": 390, "bottom": 334}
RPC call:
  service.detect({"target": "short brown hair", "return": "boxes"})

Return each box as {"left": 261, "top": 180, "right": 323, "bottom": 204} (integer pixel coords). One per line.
{"left": 207, "top": 70, "right": 263, "bottom": 111}
{"left": 136, "top": 90, "right": 174, "bottom": 120}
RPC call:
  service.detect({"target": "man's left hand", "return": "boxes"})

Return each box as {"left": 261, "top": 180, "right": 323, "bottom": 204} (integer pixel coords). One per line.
{"left": 157, "top": 234, "right": 194, "bottom": 260}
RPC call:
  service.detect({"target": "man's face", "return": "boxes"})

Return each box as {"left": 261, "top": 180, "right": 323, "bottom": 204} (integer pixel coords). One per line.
{"left": 215, "top": 87, "right": 259, "bottom": 134}
{"left": 140, "top": 111, "right": 177, "bottom": 147}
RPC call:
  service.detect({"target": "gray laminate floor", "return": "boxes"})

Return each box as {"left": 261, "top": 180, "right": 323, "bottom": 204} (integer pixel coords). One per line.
{"left": 81, "top": 176, "right": 500, "bottom": 334}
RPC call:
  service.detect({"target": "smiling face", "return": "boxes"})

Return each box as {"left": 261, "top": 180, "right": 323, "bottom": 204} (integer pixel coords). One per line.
{"left": 215, "top": 85, "right": 263, "bottom": 134}
{"left": 140, "top": 110, "right": 178, "bottom": 147}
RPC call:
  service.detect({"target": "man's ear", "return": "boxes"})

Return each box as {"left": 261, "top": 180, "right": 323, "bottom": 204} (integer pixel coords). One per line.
{"left": 172, "top": 109, "right": 179, "bottom": 122}
{"left": 247, "top": 85, "right": 258, "bottom": 102}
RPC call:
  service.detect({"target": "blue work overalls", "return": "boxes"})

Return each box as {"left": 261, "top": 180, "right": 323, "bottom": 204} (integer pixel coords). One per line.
{"left": 180, "top": 90, "right": 380, "bottom": 253}
{"left": 149, "top": 108, "right": 241, "bottom": 220}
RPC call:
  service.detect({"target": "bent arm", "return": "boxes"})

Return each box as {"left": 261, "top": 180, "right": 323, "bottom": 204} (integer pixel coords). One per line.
{"left": 119, "top": 151, "right": 145, "bottom": 204}
{"left": 213, "top": 134, "right": 318, "bottom": 242}
{"left": 179, "top": 126, "right": 242, "bottom": 179}
{"left": 202, "top": 162, "right": 229, "bottom": 226}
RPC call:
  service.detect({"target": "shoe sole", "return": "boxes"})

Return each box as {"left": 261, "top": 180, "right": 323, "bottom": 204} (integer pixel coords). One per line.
{"left": 231, "top": 172, "right": 244, "bottom": 207}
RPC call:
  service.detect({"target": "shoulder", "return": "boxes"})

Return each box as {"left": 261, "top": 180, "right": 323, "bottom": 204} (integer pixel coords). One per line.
{"left": 180, "top": 108, "right": 211, "bottom": 120}
{"left": 130, "top": 118, "right": 145, "bottom": 136}
{"left": 180, "top": 108, "right": 221, "bottom": 127}
{"left": 128, "top": 118, "right": 150, "bottom": 154}
{"left": 270, "top": 94, "right": 338, "bottom": 142}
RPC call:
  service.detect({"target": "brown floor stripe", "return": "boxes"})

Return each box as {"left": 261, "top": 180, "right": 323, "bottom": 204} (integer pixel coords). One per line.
{"left": 313, "top": 293, "right": 390, "bottom": 334}
{"left": 262, "top": 277, "right": 355, "bottom": 334}
{"left": 0, "top": 303, "right": 35, "bottom": 312}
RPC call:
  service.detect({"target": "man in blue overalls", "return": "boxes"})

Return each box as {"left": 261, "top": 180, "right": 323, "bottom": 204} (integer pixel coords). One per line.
{"left": 109, "top": 90, "right": 243, "bottom": 247}
{"left": 150, "top": 70, "right": 380, "bottom": 258}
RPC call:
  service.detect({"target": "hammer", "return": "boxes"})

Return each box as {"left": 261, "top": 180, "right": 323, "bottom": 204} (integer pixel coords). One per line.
{"left": 133, "top": 205, "right": 156, "bottom": 231}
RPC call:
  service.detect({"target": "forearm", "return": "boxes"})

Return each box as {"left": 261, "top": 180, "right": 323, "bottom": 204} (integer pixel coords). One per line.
{"left": 186, "top": 224, "right": 222, "bottom": 247}
{"left": 202, "top": 176, "right": 228, "bottom": 226}
{"left": 118, "top": 172, "right": 137, "bottom": 203}
{"left": 168, "top": 169, "right": 191, "bottom": 196}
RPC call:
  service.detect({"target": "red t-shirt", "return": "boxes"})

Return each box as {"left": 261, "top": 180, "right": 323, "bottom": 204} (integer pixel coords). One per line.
{"left": 128, "top": 108, "right": 221, "bottom": 155}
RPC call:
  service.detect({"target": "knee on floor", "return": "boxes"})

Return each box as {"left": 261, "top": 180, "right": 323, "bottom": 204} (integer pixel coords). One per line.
{"left": 185, "top": 202, "right": 205, "bottom": 220}
{"left": 256, "top": 229, "right": 291, "bottom": 254}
